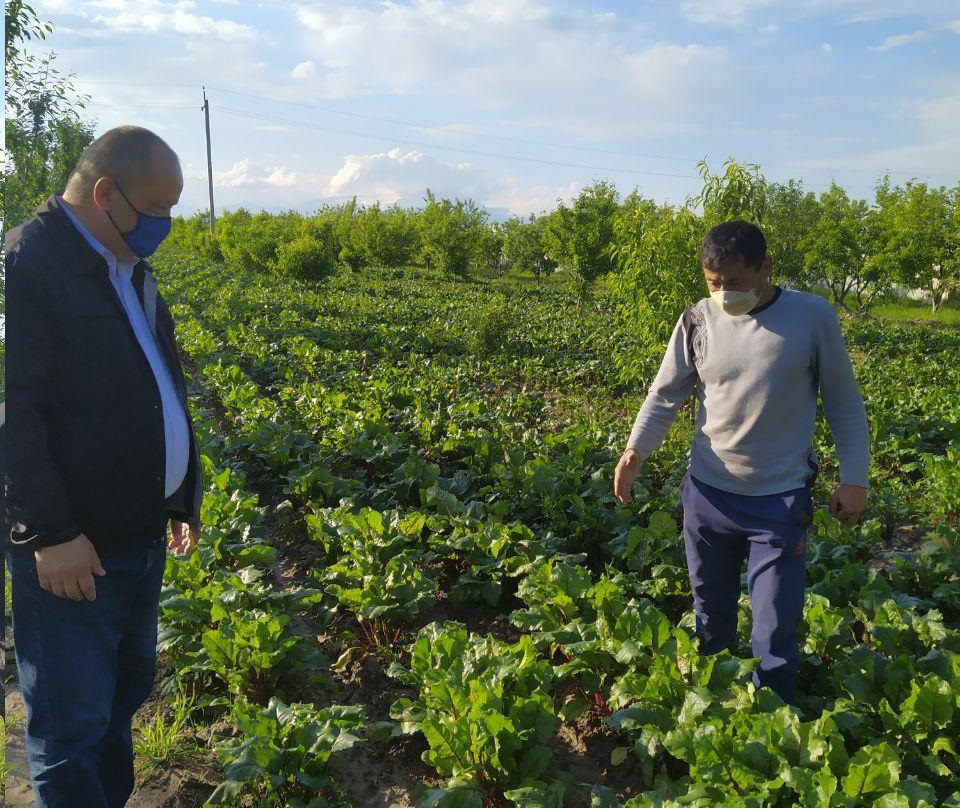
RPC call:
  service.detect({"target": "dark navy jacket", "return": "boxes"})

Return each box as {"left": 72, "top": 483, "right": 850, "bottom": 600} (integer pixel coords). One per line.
{"left": 4, "top": 196, "right": 202, "bottom": 555}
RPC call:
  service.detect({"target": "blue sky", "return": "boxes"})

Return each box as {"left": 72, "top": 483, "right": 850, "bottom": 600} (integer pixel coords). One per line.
{"left": 24, "top": 0, "right": 960, "bottom": 218}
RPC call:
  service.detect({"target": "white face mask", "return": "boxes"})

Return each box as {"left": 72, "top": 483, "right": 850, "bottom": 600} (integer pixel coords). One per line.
{"left": 711, "top": 288, "right": 761, "bottom": 316}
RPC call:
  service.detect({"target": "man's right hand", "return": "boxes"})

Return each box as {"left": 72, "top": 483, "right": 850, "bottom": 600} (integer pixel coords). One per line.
{"left": 614, "top": 449, "right": 643, "bottom": 504}
{"left": 35, "top": 534, "right": 107, "bottom": 601}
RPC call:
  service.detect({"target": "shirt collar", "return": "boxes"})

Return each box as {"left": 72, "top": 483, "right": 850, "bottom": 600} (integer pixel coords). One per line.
{"left": 57, "top": 195, "right": 136, "bottom": 278}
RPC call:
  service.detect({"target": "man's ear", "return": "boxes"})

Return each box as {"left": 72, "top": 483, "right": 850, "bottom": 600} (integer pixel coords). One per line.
{"left": 91, "top": 176, "right": 115, "bottom": 211}
{"left": 761, "top": 255, "right": 773, "bottom": 280}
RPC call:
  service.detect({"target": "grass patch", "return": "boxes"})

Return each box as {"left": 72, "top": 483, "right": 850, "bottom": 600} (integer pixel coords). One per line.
{"left": 0, "top": 712, "right": 23, "bottom": 799}
{"left": 871, "top": 299, "right": 960, "bottom": 326}
{"left": 133, "top": 682, "right": 199, "bottom": 781}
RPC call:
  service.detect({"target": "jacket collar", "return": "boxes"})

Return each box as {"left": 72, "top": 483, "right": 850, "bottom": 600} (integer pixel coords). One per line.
{"left": 35, "top": 195, "right": 148, "bottom": 278}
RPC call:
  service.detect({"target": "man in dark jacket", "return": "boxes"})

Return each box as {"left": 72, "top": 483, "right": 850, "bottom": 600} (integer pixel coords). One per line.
{"left": 5, "top": 125, "right": 202, "bottom": 808}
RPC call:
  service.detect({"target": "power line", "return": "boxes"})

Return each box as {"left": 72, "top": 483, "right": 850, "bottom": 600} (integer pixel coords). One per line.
{"left": 207, "top": 86, "right": 696, "bottom": 164}
{"left": 75, "top": 80, "right": 199, "bottom": 89}
{"left": 86, "top": 100, "right": 196, "bottom": 109}
{"left": 75, "top": 79, "right": 947, "bottom": 185}
{"left": 76, "top": 79, "right": 693, "bottom": 163}
{"left": 158, "top": 85, "right": 952, "bottom": 183}
{"left": 215, "top": 105, "right": 700, "bottom": 180}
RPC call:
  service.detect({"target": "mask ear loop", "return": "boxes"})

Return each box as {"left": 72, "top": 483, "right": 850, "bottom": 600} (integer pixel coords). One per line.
{"left": 105, "top": 178, "right": 140, "bottom": 238}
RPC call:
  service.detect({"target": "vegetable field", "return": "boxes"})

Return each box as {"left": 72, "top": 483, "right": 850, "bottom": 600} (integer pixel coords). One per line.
{"left": 142, "top": 248, "right": 959, "bottom": 808}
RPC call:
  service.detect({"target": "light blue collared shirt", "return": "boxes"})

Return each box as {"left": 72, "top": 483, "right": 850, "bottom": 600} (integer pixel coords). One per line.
{"left": 59, "top": 198, "right": 190, "bottom": 498}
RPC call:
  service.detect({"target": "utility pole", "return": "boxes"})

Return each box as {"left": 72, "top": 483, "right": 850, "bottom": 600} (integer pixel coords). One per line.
{"left": 202, "top": 86, "right": 216, "bottom": 234}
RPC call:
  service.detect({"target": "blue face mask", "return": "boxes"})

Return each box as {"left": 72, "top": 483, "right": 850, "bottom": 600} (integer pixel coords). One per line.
{"left": 106, "top": 180, "right": 172, "bottom": 258}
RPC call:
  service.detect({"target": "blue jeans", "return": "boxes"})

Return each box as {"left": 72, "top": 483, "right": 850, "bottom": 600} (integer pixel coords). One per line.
{"left": 680, "top": 474, "right": 810, "bottom": 703}
{"left": 7, "top": 542, "right": 167, "bottom": 808}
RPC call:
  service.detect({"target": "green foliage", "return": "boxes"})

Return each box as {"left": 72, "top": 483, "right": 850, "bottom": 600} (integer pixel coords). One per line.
{"left": 3, "top": 0, "right": 94, "bottom": 226}
{"left": 133, "top": 681, "right": 198, "bottom": 776}
{"left": 510, "top": 555, "right": 596, "bottom": 648}
{"left": 148, "top": 247, "right": 960, "bottom": 805}
{"left": 199, "top": 608, "right": 325, "bottom": 705}
{"left": 922, "top": 444, "right": 960, "bottom": 526}
{"left": 161, "top": 214, "right": 222, "bottom": 262}
{"left": 802, "top": 183, "right": 891, "bottom": 311}
{"left": 609, "top": 159, "right": 770, "bottom": 384}
{"left": 762, "top": 179, "right": 820, "bottom": 287}
{"left": 693, "top": 159, "right": 768, "bottom": 227}
{"left": 157, "top": 451, "right": 329, "bottom": 707}
{"left": 215, "top": 208, "right": 261, "bottom": 272}
{"left": 215, "top": 209, "right": 337, "bottom": 279}
{"left": 0, "top": 711, "right": 21, "bottom": 795}
{"left": 389, "top": 623, "right": 563, "bottom": 804}
{"left": 329, "top": 196, "right": 365, "bottom": 271}
{"left": 208, "top": 697, "right": 365, "bottom": 807}
{"left": 474, "top": 220, "right": 506, "bottom": 276}
{"left": 338, "top": 201, "right": 418, "bottom": 268}
{"left": 610, "top": 202, "right": 702, "bottom": 382}
{"left": 418, "top": 189, "right": 491, "bottom": 276}
{"left": 501, "top": 215, "right": 557, "bottom": 280}
{"left": 874, "top": 179, "right": 960, "bottom": 312}
{"left": 309, "top": 506, "right": 439, "bottom": 624}
{"left": 275, "top": 234, "right": 337, "bottom": 280}
{"left": 543, "top": 180, "right": 620, "bottom": 289}
{"left": 468, "top": 298, "right": 513, "bottom": 357}
{"left": 607, "top": 511, "right": 688, "bottom": 601}
{"left": 870, "top": 299, "right": 960, "bottom": 326}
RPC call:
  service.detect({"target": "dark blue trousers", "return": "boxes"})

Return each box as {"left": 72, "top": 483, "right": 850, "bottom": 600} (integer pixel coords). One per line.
{"left": 680, "top": 473, "right": 810, "bottom": 703}
{"left": 7, "top": 543, "right": 167, "bottom": 808}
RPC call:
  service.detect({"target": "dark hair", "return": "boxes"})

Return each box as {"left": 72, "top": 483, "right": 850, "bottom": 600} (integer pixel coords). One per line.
{"left": 701, "top": 219, "right": 767, "bottom": 271}
{"left": 65, "top": 125, "right": 178, "bottom": 199}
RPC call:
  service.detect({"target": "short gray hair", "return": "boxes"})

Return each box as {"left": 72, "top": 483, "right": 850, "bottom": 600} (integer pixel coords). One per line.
{"left": 65, "top": 125, "right": 178, "bottom": 199}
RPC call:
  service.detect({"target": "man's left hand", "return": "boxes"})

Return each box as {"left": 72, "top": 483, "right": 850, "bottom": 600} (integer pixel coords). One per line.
{"left": 829, "top": 485, "right": 868, "bottom": 526}
{"left": 169, "top": 521, "right": 199, "bottom": 555}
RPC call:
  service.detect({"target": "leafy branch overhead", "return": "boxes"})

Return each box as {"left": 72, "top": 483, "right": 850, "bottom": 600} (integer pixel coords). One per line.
{"left": 3, "top": 0, "right": 95, "bottom": 227}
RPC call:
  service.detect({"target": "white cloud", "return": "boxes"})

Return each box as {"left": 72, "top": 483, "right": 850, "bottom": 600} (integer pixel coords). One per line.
{"left": 486, "top": 178, "right": 582, "bottom": 217}
{"left": 326, "top": 147, "right": 488, "bottom": 204}
{"left": 324, "top": 151, "right": 592, "bottom": 216}
{"left": 25, "top": 0, "right": 960, "bottom": 218}
{"left": 266, "top": 166, "right": 299, "bottom": 187}
{"left": 217, "top": 159, "right": 301, "bottom": 189}
{"left": 868, "top": 30, "right": 929, "bottom": 51}
{"left": 675, "top": 0, "right": 960, "bottom": 28}
{"left": 840, "top": 3, "right": 924, "bottom": 24}
{"left": 34, "top": 0, "right": 83, "bottom": 11}
{"left": 88, "top": 0, "right": 255, "bottom": 41}
{"left": 625, "top": 43, "right": 726, "bottom": 99}
{"left": 912, "top": 83, "right": 960, "bottom": 136}
{"left": 680, "top": 0, "right": 777, "bottom": 27}
{"left": 793, "top": 82, "right": 960, "bottom": 183}
{"left": 290, "top": 60, "right": 316, "bottom": 79}
{"left": 761, "top": 0, "right": 957, "bottom": 26}
{"left": 462, "top": 0, "right": 550, "bottom": 24}
{"left": 801, "top": 0, "right": 935, "bottom": 24}
{"left": 796, "top": 137, "right": 959, "bottom": 183}
{"left": 291, "top": 2, "right": 732, "bottom": 140}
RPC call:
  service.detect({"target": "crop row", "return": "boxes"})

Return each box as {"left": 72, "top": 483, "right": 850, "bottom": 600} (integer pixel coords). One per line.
{"left": 151, "top": 253, "right": 960, "bottom": 807}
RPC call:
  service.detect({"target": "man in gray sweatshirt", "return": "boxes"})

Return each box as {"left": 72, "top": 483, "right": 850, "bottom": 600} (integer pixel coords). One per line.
{"left": 614, "top": 219, "right": 869, "bottom": 703}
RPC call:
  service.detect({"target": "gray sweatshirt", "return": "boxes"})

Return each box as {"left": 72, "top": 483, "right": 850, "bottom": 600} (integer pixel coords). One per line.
{"left": 627, "top": 288, "right": 870, "bottom": 495}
